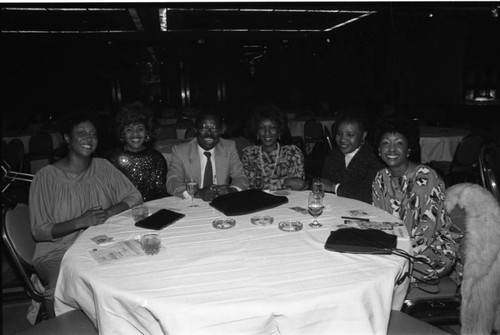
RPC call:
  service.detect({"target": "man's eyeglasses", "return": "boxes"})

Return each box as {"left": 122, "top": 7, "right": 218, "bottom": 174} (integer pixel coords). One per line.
{"left": 198, "top": 124, "right": 220, "bottom": 133}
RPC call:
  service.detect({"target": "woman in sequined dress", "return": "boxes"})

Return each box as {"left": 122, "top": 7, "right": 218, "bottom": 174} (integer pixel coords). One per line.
{"left": 241, "top": 104, "right": 307, "bottom": 191}
{"left": 107, "top": 102, "right": 169, "bottom": 201}
{"left": 372, "top": 117, "right": 463, "bottom": 283}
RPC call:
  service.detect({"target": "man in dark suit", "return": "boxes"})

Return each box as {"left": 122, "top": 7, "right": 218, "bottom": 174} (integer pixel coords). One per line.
{"left": 166, "top": 111, "right": 249, "bottom": 200}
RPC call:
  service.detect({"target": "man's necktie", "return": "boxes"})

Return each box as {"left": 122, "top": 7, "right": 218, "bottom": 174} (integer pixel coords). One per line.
{"left": 203, "top": 151, "right": 213, "bottom": 188}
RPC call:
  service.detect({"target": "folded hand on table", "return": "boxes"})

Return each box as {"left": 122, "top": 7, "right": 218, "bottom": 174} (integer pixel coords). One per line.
{"left": 80, "top": 207, "right": 108, "bottom": 228}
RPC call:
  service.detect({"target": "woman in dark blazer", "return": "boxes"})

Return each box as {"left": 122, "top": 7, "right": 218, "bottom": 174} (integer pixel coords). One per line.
{"left": 321, "top": 110, "right": 384, "bottom": 204}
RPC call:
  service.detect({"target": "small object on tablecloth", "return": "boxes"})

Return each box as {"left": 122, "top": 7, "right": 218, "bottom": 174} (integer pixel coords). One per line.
{"left": 135, "top": 208, "right": 185, "bottom": 230}
{"left": 212, "top": 218, "right": 236, "bottom": 229}
{"left": 278, "top": 220, "right": 303, "bottom": 232}
{"left": 290, "top": 206, "right": 308, "bottom": 214}
{"left": 251, "top": 215, "right": 274, "bottom": 226}
{"left": 91, "top": 235, "right": 114, "bottom": 245}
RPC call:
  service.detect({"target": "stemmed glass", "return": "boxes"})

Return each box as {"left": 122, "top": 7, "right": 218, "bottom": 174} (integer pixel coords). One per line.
{"left": 308, "top": 192, "right": 324, "bottom": 228}
{"left": 185, "top": 177, "right": 199, "bottom": 207}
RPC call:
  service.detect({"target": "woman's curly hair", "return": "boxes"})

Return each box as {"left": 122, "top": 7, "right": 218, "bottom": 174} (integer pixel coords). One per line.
{"left": 115, "top": 101, "right": 154, "bottom": 141}
{"left": 249, "top": 104, "right": 286, "bottom": 138}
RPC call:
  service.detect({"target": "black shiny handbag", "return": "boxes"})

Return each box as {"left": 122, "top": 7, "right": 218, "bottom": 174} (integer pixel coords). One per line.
{"left": 324, "top": 228, "right": 397, "bottom": 254}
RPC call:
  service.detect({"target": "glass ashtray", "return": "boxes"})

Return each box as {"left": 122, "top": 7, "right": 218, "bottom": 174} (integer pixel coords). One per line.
{"left": 212, "top": 218, "right": 236, "bottom": 230}
{"left": 278, "top": 221, "right": 303, "bottom": 232}
{"left": 251, "top": 215, "right": 274, "bottom": 226}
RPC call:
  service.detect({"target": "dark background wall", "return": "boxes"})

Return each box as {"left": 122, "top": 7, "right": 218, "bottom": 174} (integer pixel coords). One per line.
{"left": 3, "top": 6, "right": 499, "bottom": 139}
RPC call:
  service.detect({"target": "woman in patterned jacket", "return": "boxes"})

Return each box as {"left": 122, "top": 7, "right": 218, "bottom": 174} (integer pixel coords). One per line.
{"left": 372, "top": 116, "right": 463, "bottom": 283}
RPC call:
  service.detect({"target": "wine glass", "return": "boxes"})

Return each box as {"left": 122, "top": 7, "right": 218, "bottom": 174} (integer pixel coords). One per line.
{"left": 308, "top": 192, "right": 324, "bottom": 228}
{"left": 185, "top": 177, "right": 198, "bottom": 207}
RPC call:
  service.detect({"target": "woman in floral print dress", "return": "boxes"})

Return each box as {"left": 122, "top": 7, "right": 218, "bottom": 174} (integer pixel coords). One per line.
{"left": 372, "top": 117, "right": 463, "bottom": 283}
{"left": 242, "top": 104, "right": 307, "bottom": 191}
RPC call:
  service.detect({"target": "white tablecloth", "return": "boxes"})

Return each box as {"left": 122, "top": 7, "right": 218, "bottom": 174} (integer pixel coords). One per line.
{"left": 419, "top": 126, "right": 470, "bottom": 163}
{"left": 54, "top": 191, "right": 411, "bottom": 335}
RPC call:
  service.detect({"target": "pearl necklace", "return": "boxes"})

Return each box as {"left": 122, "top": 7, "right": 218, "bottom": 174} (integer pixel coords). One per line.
{"left": 259, "top": 143, "right": 280, "bottom": 178}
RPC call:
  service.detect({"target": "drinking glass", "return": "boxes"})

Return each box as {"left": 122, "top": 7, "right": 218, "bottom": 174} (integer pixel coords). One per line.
{"left": 141, "top": 233, "right": 161, "bottom": 255}
{"left": 185, "top": 177, "right": 199, "bottom": 207}
{"left": 308, "top": 192, "right": 324, "bottom": 228}
{"left": 132, "top": 205, "right": 149, "bottom": 222}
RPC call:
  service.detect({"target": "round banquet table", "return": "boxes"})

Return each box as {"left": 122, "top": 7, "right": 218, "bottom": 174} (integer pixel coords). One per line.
{"left": 54, "top": 191, "right": 411, "bottom": 335}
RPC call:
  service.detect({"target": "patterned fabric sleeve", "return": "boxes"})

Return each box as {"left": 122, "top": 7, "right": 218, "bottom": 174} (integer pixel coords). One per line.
{"left": 241, "top": 146, "right": 258, "bottom": 178}
{"left": 283, "top": 145, "right": 305, "bottom": 179}
{"left": 409, "top": 167, "right": 462, "bottom": 281}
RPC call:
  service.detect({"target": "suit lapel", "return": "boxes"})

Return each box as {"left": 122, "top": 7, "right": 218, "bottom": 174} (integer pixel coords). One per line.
{"left": 189, "top": 140, "right": 202, "bottom": 180}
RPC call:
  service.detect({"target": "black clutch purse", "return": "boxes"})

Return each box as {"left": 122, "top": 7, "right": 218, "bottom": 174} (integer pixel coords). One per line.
{"left": 324, "top": 228, "right": 397, "bottom": 254}
{"left": 135, "top": 209, "right": 185, "bottom": 230}
{"left": 209, "top": 189, "right": 288, "bottom": 216}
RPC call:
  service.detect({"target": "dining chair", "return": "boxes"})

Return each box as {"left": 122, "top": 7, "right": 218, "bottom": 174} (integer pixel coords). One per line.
{"left": 2, "top": 139, "right": 7, "bottom": 155}
{"left": 429, "top": 133, "right": 483, "bottom": 187}
{"left": 2, "top": 159, "right": 33, "bottom": 206}
{"left": 5, "top": 138, "right": 27, "bottom": 172}
{"left": 387, "top": 310, "right": 451, "bottom": 334}
{"left": 2, "top": 203, "right": 47, "bottom": 324}
{"left": 303, "top": 118, "right": 326, "bottom": 156}
{"left": 323, "top": 125, "right": 333, "bottom": 151}
{"left": 13, "top": 309, "right": 97, "bottom": 335}
{"left": 28, "top": 132, "right": 54, "bottom": 174}
{"left": 478, "top": 141, "right": 500, "bottom": 202}
{"left": 303, "top": 118, "right": 325, "bottom": 144}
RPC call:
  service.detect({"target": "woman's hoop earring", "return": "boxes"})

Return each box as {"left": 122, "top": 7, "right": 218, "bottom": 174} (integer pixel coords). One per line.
{"left": 145, "top": 135, "right": 150, "bottom": 143}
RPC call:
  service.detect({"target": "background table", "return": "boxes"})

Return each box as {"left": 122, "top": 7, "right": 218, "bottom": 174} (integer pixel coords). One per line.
{"left": 55, "top": 191, "right": 411, "bottom": 335}
{"left": 419, "top": 126, "right": 470, "bottom": 163}
{"left": 288, "top": 118, "right": 336, "bottom": 140}
{"left": 154, "top": 138, "right": 188, "bottom": 165}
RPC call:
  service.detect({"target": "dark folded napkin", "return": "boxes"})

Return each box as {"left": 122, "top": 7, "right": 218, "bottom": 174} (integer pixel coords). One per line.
{"left": 209, "top": 189, "right": 288, "bottom": 216}
{"left": 325, "top": 228, "right": 397, "bottom": 254}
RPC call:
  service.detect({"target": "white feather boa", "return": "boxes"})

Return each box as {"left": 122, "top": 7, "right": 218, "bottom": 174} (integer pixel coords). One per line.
{"left": 445, "top": 183, "right": 500, "bottom": 335}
